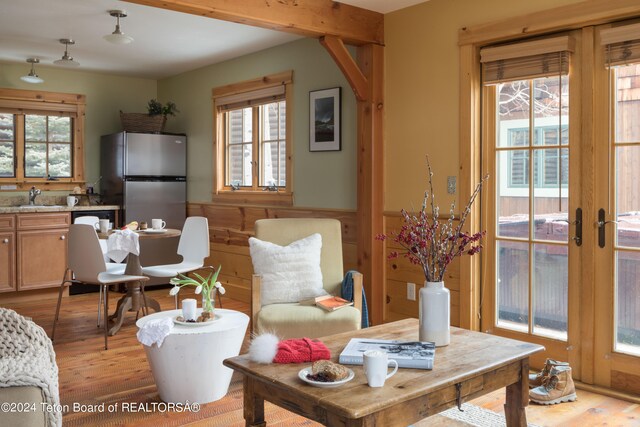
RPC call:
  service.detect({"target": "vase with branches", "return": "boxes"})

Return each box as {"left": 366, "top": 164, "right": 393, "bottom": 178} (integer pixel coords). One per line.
{"left": 377, "top": 157, "right": 488, "bottom": 345}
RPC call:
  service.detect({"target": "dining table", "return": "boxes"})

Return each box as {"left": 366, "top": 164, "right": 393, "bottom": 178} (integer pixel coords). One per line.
{"left": 99, "top": 228, "right": 181, "bottom": 336}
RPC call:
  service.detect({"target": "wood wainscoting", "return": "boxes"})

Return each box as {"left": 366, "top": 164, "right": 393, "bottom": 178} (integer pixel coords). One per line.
{"left": 187, "top": 202, "right": 358, "bottom": 304}
{"left": 384, "top": 213, "right": 461, "bottom": 327}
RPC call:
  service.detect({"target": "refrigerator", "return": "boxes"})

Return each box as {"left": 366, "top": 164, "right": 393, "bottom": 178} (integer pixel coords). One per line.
{"left": 101, "top": 132, "right": 187, "bottom": 285}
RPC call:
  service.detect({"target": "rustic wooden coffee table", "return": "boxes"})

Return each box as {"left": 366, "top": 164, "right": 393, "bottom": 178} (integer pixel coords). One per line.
{"left": 224, "top": 318, "right": 544, "bottom": 427}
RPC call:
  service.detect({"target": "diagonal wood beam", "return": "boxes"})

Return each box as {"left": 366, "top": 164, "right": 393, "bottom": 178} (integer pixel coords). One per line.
{"left": 124, "top": 0, "right": 384, "bottom": 46}
{"left": 320, "top": 36, "right": 368, "bottom": 102}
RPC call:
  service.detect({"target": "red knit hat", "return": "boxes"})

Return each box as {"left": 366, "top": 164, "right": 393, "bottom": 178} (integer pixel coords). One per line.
{"left": 273, "top": 337, "right": 331, "bottom": 364}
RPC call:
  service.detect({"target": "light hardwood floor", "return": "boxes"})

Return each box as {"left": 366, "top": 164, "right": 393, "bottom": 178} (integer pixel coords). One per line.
{"left": 3, "top": 288, "right": 639, "bottom": 426}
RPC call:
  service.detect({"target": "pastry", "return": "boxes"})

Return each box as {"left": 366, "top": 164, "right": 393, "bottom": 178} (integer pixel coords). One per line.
{"left": 311, "top": 360, "right": 349, "bottom": 381}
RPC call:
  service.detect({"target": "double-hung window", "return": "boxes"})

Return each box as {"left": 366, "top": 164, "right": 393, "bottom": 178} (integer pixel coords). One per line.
{"left": 0, "top": 88, "right": 85, "bottom": 190}
{"left": 212, "top": 71, "right": 292, "bottom": 205}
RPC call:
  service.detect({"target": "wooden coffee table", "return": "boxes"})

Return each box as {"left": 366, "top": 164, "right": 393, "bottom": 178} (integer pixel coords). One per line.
{"left": 224, "top": 318, "right": 544, "bottom": 427}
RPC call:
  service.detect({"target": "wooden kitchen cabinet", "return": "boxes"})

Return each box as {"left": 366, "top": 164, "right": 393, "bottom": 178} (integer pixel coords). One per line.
{"left": 0, "top": 214, "right": 15, "bottom": 292}
{"left": 16, "top": 213, "right": 70, "bottom": 291}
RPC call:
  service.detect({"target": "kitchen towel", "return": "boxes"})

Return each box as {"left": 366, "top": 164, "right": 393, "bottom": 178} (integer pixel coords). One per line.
{"left": 136, "top": 317, "right": 174, "bottom": 348}
{"left": 106, "top": 229, "right": 139, "bottom": 263}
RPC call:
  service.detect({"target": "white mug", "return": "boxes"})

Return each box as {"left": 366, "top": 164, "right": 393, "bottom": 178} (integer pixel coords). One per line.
{"left": 66, "top": 196, "right": 78, "bottom": 207}
{"left": 363, "top": 350, "right": 398, "bottom": 388}
{"left": 151, "top": 219, "right": 166, "bottom": 230}
{"left": 182, "top": 299, "right": 197, "bottom": 321}
{"left": 99, "top": 219, "right": 109, "bottom": 234}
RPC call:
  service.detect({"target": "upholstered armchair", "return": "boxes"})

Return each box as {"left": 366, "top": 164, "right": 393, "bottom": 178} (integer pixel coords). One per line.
{"left": 250, "top": 218, "right": 363, "bottom": 339}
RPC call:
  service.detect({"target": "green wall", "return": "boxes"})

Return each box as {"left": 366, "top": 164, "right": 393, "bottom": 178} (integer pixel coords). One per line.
{"left": 158, "top": 38, "right": 357, "bottom": 209}
{"left": 0, "top": 62, "right": 157, "bottom": 194}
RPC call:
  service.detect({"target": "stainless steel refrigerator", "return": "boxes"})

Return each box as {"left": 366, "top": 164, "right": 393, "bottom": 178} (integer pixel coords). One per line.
{"left": 101, "top": 132, "right": 187, "bottom": 284}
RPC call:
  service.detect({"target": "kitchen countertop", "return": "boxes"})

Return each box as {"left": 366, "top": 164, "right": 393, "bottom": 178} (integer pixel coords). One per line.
{"left": 0, "top": 205, "right": 120, "bottom": 214}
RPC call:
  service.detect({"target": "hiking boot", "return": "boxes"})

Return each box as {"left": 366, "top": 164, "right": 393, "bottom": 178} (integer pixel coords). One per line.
{"left": 529, "top": 365, "right": 577, "bottom": 405}
{"left": 529, "top": 359, "right": 570, "bottom": 388}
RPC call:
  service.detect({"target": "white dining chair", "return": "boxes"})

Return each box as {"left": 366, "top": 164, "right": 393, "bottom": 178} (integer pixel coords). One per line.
{"left": 51, "top": 224, "right": 149, "bottom": 350}
{"left": 73, "top": 216, "right": 125, "bottom": 325}
{"left": 142, "top": 216, "right": 210, "bottom": 308}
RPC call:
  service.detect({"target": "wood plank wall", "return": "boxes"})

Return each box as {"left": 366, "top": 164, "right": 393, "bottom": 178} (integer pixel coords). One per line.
{"left": 187, "top": 203, "right": 358, "bottom": 304}
{"left": 384, "top": 213, "right": 461, "bottom": 327}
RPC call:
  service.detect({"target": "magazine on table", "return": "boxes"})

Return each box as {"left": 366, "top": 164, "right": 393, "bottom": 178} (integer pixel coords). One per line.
{"left": 338, "top": 338, "right": 435, "bottom": 370}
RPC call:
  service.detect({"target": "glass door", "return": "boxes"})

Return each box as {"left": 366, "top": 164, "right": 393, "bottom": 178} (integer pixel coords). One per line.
{"left": 481, "top": 33, "right": 582, "bottom": 367}
{"left": 592, "top": 25, "right": 640, "bottom": 391}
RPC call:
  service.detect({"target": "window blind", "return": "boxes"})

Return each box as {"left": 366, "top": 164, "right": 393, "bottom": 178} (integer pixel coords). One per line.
{"left": 600, "top": 22, "right": 640, "bottom": 67}
{"left": 215, "top": 85, "right": 285, "bottom": 111}
{"left": 481, "top": 36, "right": 574, "bottom": 85}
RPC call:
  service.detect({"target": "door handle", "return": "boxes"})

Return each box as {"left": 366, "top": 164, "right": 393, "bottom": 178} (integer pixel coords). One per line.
{"left": 574, "top": 208, "right": 582, "bottom": 246}
{"left": 597, "top": 208, "right": 618, "bottom": 248}
{"left": 559, "top": 208, "right": 582, "bottom": 246}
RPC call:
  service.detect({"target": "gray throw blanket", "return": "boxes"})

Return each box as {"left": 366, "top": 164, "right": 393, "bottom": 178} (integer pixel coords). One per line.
{"left": 0, "top": 308, "right": 61, "bottom": 427}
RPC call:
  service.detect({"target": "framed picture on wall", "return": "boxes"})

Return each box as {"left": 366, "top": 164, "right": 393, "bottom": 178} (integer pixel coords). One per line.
{"left": 309, "top": 87, "right": 341, "bottom": 151}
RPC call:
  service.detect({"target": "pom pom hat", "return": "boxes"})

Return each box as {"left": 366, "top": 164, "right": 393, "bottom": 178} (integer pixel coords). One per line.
{"left": 249, "top": 333, "right": 330, "bottom": 364}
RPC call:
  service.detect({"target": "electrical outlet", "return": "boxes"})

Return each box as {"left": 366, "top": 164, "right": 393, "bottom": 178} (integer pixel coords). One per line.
{"left": 447, "top": 176, "right": 457, "bottom": 194}
{"left": 407, "top": 282, "right": 416, "bottom": 301}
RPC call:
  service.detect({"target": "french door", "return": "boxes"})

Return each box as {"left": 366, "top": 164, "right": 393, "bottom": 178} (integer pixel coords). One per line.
{"left": 592, "top": 23, "right": 640, "bottom": 391}
{"left": 481, "top": 25, "right": 640, "bottom": 393}
{"left": 481, "top": 31, "right": 581, "bottom": 370}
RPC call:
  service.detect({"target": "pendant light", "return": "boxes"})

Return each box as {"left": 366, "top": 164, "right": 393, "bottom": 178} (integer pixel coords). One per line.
{"left": 20, "top": 58, "right": 44, "bottom": 84}
{"left": 54, "top": 39, "right": 80, "bottom": 67}
{"left": 104, "top": 10, "right": 134, "bottom": 45}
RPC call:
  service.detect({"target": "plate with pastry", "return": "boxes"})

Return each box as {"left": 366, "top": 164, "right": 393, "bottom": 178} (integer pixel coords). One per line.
{"left": 298, "top": 360, "right": 354, "bottom": 388}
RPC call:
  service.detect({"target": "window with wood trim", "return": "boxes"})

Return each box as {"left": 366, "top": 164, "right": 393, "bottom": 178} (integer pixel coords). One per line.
{"left": 0, "top": 88, "right": 85, "bottom": 190}
{"left": 212, "top": 71, "right": 293, "bottom": 205}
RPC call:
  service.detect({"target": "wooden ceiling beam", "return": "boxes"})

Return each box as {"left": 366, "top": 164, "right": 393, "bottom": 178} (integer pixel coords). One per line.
{"left": 124, "top": 0, "right": 384, "bottom": 46}
{"left": 320, "top": 36, "right": 368, "bottom": 101}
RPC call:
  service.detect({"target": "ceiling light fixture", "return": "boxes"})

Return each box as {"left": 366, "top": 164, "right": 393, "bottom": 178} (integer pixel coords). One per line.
{"left": 104, "top": 10, "right": 134, "bottom": 44}
{"left": 53, "top": 39, "right": 80, "bottom": 67}
{"left": 20, "top": 58, "right": 44, "bottom": 84}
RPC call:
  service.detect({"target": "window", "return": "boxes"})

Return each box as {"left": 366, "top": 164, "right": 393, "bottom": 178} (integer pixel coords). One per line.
{"left": 507, "top": 125, "right": 568, "bottom": 188}
{"left": 212, "top": 71, "right": 292, "bottom": 205}
{"left": 0, "top": 88, "right": 85, "bottom": 190}
{"left": 225, "top": 101, "right": 286, "bottom": 188}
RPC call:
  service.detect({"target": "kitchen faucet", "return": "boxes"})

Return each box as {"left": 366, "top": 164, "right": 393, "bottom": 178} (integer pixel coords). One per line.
{"left": 28, "top": 186, "right": 41, "bottom": 205}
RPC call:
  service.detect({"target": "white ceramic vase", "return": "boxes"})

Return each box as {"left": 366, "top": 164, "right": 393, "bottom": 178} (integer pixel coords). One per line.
{"left": 418, "top": 281, "right": 450, "bottom": 347}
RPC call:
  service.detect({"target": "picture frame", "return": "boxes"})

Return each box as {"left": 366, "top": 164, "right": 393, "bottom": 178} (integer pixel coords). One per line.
{"left": 309, "top": 87, "right": 341, "bottom": 152}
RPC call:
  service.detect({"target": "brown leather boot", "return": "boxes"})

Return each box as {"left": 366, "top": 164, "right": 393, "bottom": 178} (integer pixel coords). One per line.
{"left": 529, "top": 359, "right": 570, "bottom": 388}
{"left": 529, "top": 365, "right": 577, "bottom": 405}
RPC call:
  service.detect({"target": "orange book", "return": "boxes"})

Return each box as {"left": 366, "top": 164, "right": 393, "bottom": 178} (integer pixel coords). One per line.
{"left": 315, "top": 296, "right": 353, "bottom": 312}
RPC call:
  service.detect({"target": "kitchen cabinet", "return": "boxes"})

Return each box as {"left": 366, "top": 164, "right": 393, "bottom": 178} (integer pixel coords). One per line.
{"left": 0, "top": 215, "right": 15, "bottom": 292}
{"left": 16, "top": 213, "right": 70, "bottom": 290}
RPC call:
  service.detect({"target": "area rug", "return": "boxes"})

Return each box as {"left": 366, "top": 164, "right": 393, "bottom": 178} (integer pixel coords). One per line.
{"left": 440, "top": 403, "right": 542, "bottom": 427}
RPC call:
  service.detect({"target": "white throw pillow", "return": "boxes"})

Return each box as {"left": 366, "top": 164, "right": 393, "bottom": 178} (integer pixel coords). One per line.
{"left": 249, "top": 233, "right": 326, "bottom": 306}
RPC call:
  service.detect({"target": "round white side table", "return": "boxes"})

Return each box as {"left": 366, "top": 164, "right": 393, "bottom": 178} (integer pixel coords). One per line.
{"left": 136, "top": 308, "right": 249, "bottom": 404}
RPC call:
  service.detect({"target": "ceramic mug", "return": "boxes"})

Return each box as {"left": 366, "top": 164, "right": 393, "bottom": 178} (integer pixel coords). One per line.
{"left": 363, "top": 350, "right": 398, "bottom": 388}
{"left": 99, "top": 219, "right": 109, "bottom": 234}
{"left": 66, "top": 196, "right": 79, "bottom": 207}
{"left": 151, "top": 219, "right": 166, "bottom": 230}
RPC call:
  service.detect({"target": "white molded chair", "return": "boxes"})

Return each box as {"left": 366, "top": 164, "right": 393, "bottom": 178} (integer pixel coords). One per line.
{"left": 51, "top": 224, "right": 149, "bottom": 350}
{"left": 142, "top": 217, "right": 210, "bottom": 307}
{"left": 251, "top": 218, "right": 363, "bottom": 339}
{"left": 73, "top": 216, "right": 125, "bottom": 325}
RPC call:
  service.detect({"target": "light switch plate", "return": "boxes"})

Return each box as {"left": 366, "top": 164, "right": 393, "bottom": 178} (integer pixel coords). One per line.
{"left": 407, "top": 282, "right": 416, "bottom": 301}
{"left": 447, "top": 176, "right": 456, "bottom": 194}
